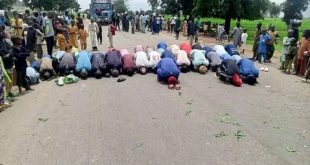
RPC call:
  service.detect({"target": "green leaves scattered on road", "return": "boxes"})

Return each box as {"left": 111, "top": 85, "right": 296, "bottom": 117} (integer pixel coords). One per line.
{"left": 286, "top": 147, "right": 296, "bottom": 153}
{"left": 178, "top": 92, "right": 182, "bottom": 96}
{"left": 132, "top": 142, "right": 144, "bottom": 151}
{"left": 186, "top": 100, "right": 193, "bottom": 105}
{"left": 220, "top": 113, "right": 242, "bottom": 126}
{"left": 38, "top": 118, "right": 49, "bottom": 122}
{"left": 215, "top": 131, "right": 228, "bottom": 138}
{"left": 185, "top": 110, "right": 192, "bottom": 116}
{"left": 234, "top": 130, "right": 246, "bottom": 140}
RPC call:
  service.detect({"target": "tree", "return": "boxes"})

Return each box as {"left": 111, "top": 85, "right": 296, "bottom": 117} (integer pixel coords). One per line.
{"left": 268, "top": 2, "right": 281, "bottom": 18}
{"left": 191, "top": 0, "right": 269, "bottom": 33}
{"left": 23, "top": 0, "right": 60, "bottom": 11}
{"left": 0, "top": 0, "right": 17, "bottom": 10}
{"left": 23, "top": 0, "right": 80, "bottom": 12}
{"left": 160, "top": 0, "right": 181, "bottom": 15}
{"left": 147, "top": 0, "right": 159, "bottom": 11}
{"left": 114, "top": 0, "right": 128, "bottom": 13}
{"left": 282, "top": 0, "right": 310, "bottom": 25}
{"left": 58, "top": 0, "right": 81, "bottom": 12}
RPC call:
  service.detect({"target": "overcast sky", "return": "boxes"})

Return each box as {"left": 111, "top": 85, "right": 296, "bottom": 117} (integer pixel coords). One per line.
{"left": 78, "top": 0, "right": 310, "bottom": 17}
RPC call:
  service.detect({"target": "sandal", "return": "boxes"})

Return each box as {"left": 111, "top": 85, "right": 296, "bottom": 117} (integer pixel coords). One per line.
{"left": 117, "top": 77, "right": 126, "bottom": 82}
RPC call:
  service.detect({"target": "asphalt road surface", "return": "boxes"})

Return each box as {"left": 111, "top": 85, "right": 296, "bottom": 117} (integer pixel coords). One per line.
{"left": 0, "top": 22, "right": 309, "bottom": 165}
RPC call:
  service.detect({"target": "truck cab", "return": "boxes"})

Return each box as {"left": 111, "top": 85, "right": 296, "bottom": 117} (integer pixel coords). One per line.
{"left": 90, "top": 0, "right": 113, "bottom": 25}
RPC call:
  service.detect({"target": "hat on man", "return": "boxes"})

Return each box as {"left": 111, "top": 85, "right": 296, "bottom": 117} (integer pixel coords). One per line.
{"left": 246, "top": 75, "right": 257, "bottom": 85}
{"left": 139, "top": 66, "right": 147, "bottom": 75}
{"left": 111, "top": 69, "right": 119, "bottom": 77}
{"left": 198, "top": 65, "right": 208, "bottom": 74}
{"left": 232, "top": 74, "right": 242, "bottom": 87}
{"left": 94, "top": 70, "right": 102, "bottom": 79}
{"left": 80, "top": 68, "right": 88, "bottom": 80}
{"left": 167, "top": 76, "right": 177, "bottom": 85}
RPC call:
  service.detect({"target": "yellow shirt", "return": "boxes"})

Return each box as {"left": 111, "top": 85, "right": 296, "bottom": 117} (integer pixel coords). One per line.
{"left": 10, "top": 18, "right": 24, "bottom": 38}
{"left": 78, "top": 29, "right": 88, "bottom": 44}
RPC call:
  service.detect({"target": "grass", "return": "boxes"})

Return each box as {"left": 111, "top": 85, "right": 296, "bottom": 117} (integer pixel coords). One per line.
{"left": 165, "top": 15, "right": 310, "bottom": 51}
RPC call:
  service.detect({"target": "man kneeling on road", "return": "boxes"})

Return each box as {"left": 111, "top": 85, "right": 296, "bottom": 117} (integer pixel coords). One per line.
{"left": 75, "top": 51, "right": 92, "bottom": 80}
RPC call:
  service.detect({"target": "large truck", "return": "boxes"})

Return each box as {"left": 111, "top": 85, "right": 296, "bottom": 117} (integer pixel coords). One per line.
{"left": 89, "top": 0, "right": 113, "bottom": 25}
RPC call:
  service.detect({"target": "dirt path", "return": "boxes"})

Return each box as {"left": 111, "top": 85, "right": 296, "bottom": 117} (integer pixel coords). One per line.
{"left": 0, "top": 21, "right": 309, "bottom": 165}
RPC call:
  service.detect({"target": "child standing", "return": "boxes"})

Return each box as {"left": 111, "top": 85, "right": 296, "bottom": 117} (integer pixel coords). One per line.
{"left": 26, "top": 21, "right": 37, "bottom": 64}
{"left": 78, "top": 26, "right": 88, "bottom": 50}
{"left": 258, "top": 29, "right": 272, "bottom": 64}
{"left": 10, "top": 36, "right": 32, "bottom": 93}
{"left": 68, "top": 21, "right": 79, "bottom": 48}
{"left": 34, "top": 23, "right": 44, "bottom": 59}
{"left": 284, "top": 39, "right": 297, "bottom": 74}
{"left": 57, "top": 30, "right": 68, "bottom": 51}
{"left": 97, "top": 23, "right": 102, "bottom": 45}
{"left": 241, "top": 29, "right": 248, "bottom": 54}
{"left": 107, "top": 21, "right": 116, "bottom": 48}
{"left": 280, "top": 30, "right": 294, "bottom": 70}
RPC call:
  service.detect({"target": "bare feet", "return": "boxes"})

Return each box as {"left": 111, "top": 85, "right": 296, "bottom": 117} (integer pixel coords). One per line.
{"left": 168, "top": 84, "right": 175, "bottom": 90}
{"left": 175, "top": 84, "right": 181, "bottom": 90}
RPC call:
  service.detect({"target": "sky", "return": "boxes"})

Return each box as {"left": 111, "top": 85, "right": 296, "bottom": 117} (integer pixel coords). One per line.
{"left": 78, "top": 0, "right": 310, "bottom": 17}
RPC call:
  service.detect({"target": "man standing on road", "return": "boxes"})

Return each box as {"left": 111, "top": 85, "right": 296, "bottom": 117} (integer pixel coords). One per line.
{"left": 187, "top": 16, "right": 196, "bottom": 45}
{"left": 76, "top": 13, "right": 84, "bottom": 30}
{"left": 252, "top": 22, "right": 262, "bottom": 60}
{"left": 231, "top": 22, "right": 242, "bottom": 48}
{"left": 141, "top": 13, "right": 146, "bottom": 33}
{"left": 194, "top": 16, "right": 201, "bottom": 43}
{"left": 43, "top": 12, "right": 55, "bottom": 56}
{"left": 175, "top": 15, "right": 181, "bottom": 40}
{"left": 10, "top": 11, "right": 24, "bottom": 39}
{"left": 266, "top": 25, "right": 279, "bottom": 63}
{"left": 88, "top": 19, "right": 99, "bottom": 50}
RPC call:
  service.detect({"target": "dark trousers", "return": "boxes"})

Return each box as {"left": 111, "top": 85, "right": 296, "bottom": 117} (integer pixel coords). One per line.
{"left": 97, "top": 33, "right": 102, "bottom": 44}
{"left": 16, "top": 69, "right": 29, "bottom": 89}
{"left": 176, "top": 30, "right": 180, "bottom": 39}
{"left": 45, "top": 36, "right": 54, "bottom": 56}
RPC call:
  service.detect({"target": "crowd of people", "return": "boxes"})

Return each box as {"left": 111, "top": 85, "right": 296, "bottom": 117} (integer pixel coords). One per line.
{"left": 0, "top": 9, "right": 118, "bottom": 109}
{"left": 0, "top": 9, "right": 309, "bottom": 110}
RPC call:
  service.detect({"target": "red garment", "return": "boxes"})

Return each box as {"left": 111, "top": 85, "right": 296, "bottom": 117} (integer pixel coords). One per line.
{"left": 298, "top": 59, "right": 309, "bottom": 76}
{"left": 111, "top": 25, "right": 116, "bottom": 35}
{"left": 168, "top": 76, "right": 177, "bottom": 85}
{"left": 180, "top": 42, "right": 192, "bottom": 56}
{"left": 232, "top": 74, "right": 242, "bottom": 87}
{"left": 121, "top": 54, "right": 135, "bottom": 69}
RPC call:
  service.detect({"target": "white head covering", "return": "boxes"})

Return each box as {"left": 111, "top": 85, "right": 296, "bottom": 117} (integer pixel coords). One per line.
{"left": 169, "top": 44, "right": 180, "bottom": 56}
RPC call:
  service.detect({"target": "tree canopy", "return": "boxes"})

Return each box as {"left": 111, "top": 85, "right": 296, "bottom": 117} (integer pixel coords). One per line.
{"left": 0, "top": 0, "right": 17, "bottom": 10}
{"left": 268, "top": 2, "right": 281, "bottom": 18}
{"left": 23, "top": 0, "right": 80, "bottom": 12}
{"left": 282, "top": 0, "right": 310, "bottom": 25}
{"left": 114, "top": 0, "right": 128, "bottom": 13}
{"left": 147, "top": 0, "right": 159, "bottom": 11}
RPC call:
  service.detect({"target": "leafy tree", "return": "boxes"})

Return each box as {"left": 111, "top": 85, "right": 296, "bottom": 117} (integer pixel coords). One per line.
{"left": 23, "top": 0, "right": 80, "bottom": 12}
{"left": 147, "top": 0, "right": 159, "bottom": 11}
{"left": 160, "top": 0, "right": 181, "bottom": 15}
{"left": 282, "top": 0, "right": 310, "bottom": 25}
{"left": 268, "top": 2, "right": 281, "bottom": 18}
{"left": 177, "top": 0, "right": 194, "bottom": 15}
{"left": 0, "top": 0, "right": 17, "bottom": 10}
{"left": 114, "top": 0, "right": 128, "bottom": 13}
{"left": 23, "top": 0, "right": 60, "bottom": 11}
{"left": 191, "top": 0, "right": 269, "bottom": 33}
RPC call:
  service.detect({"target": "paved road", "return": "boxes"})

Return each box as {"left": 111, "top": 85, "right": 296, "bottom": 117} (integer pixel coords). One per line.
{"left": 0, "top": 24, "right": 309, "bottom": 165}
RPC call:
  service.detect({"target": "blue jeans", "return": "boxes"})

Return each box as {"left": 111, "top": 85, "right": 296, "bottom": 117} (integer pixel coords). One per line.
{"left": 259, "top": 53, "right": 266, "bottom": 63}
